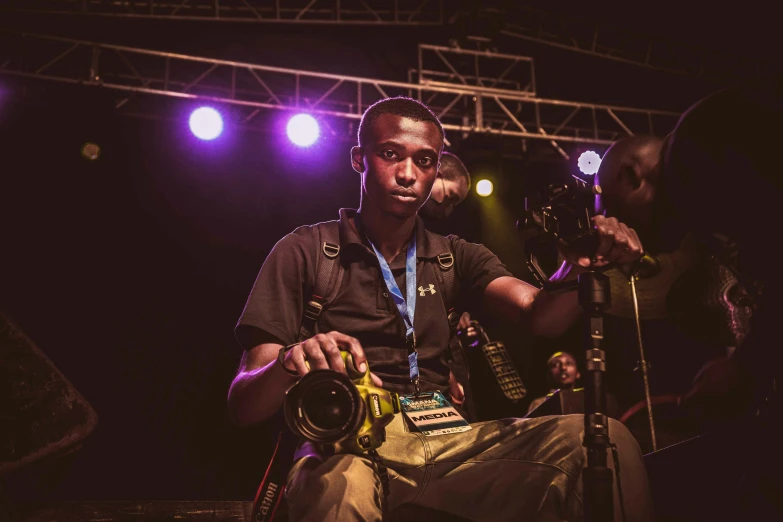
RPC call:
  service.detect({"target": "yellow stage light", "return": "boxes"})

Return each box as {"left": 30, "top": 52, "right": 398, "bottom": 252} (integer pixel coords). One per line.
{"left": 476, "top": 179, "right": 493, "bottom": 197}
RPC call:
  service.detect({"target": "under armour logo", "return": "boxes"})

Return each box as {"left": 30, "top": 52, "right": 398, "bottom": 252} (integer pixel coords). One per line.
{"left": 418, "top": 284, "right": 437, "bottom": 296}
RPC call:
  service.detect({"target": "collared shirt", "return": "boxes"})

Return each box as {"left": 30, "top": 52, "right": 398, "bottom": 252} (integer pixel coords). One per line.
{"left": 237, "top": 209, "right": 513, "bottom": 394}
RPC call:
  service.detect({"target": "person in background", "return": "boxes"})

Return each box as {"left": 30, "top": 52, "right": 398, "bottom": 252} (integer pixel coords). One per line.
{"left": 527, "top": 351, "right": 580, "bottom": 414}
{"left": 418, "top": 151, "right": 471, "bottom": 221}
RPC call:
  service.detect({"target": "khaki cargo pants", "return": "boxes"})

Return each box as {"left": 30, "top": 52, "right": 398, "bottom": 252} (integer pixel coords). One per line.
{"left": 286, "top": 414, "right": 654, "bottom": 522}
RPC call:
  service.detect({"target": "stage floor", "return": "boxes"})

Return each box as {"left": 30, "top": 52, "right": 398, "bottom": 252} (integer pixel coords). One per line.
{"left": 19, "top": 501, "right": 255, "bottom": 522}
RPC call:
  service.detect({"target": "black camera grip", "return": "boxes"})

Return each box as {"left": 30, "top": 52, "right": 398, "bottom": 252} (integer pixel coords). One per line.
{"left": 561, "top": 228, "right": 600, "bottom": 261}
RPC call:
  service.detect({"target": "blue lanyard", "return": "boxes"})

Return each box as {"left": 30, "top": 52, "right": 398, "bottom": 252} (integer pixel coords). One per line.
{"left": 367, "top": 234, "right": 420, "bottom": 387}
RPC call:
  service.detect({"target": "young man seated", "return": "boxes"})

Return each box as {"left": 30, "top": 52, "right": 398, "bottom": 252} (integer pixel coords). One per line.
{"left": 228, "top": 97, "right": 654, "bottom": 522}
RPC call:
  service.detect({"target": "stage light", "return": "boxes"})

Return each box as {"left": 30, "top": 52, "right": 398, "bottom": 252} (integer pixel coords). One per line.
{"left": 287, "top": 113, "right": 319, "bottom": 147}
{"left": 476, "top": 179, "right": 493, "bottom": 197}
{"left": 81, "top": 142, "right": 100, "bottom": 161}
{"left": 189, "top": 107, "right": 223, "bottom": 140}
{"left": 578, "top": 150, "right": 601, "bottom": 175}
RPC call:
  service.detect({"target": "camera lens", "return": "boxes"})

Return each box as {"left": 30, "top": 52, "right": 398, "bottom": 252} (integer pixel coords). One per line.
{"left": 302, "top": 381, "right": 355, "bottom": 431}
{"left": 284, "top": 369, "right": 365, "bottom": 444}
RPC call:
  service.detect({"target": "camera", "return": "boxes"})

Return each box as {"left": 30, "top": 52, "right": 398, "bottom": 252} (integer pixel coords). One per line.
{"left": 518, "top": 176, "right": 601, "bottom": 285}
{"left": 283, "top": 351, "right": 400, "bottom": 454}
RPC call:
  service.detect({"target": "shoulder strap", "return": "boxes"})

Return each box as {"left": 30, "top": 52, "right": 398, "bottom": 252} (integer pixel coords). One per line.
{"left": 298, "top": 221, "right": 344, "bottom": 342}
{"left": 427, "top": 232, "right": 460, "bottom": 331}
{"left": 426, "top": 232, "right": 479, "bottom": 421}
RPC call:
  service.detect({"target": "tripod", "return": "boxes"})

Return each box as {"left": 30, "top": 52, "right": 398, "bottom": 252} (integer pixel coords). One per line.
{"left": 519, "top": 177, "right": 624, "bottom": 521}
{"left": 538, "top": 269, "right": 618, "bottom": 522}
{"left": 578, "top": 270, "right": 615, "bottom": 522}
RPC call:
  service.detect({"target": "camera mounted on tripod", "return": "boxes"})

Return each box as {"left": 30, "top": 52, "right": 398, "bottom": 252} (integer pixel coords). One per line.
{"left": 519, "top": 173, "right": 621, "bottom": 521}
{"left": 283, "top": 351, "right": 400, "bottom": 454}
{"left": 518, "top": 175, "right": 602, "bottom": 287}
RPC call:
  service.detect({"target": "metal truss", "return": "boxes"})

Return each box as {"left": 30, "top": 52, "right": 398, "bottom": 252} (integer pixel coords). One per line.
{"left": 5, "top": 2, "right": 727, "bottom": 78}
{"left": 4, "top": 0, "right": 443, "bottom": 24}
{"left": 0, "top": 32, "right": 680, "bottom": 158}
{"left": 417, "top": 44, "right": 536, "bottom": 97}
{"left": 482, "top": 5, "right": 711, "bottom": 77}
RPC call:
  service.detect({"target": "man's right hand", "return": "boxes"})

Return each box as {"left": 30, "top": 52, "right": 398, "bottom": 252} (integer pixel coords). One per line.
{"left": 282, "top": 331, "right": 383, "bottom": 387}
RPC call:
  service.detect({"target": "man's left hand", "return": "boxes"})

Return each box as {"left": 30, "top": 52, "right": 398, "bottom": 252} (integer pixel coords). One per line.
{"left": 448, "top": 370, "right": 465, "bottom": 405}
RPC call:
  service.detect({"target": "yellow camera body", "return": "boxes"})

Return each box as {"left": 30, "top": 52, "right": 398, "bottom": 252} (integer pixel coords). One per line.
{"left": 337, "top": 351, "right": 400, "bottom": 454}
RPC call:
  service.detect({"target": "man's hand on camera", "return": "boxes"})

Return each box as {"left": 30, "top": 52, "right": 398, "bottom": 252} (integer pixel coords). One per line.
{"left": 281, "top": 331, "right": 384, "bottom": 387}
{"left": 558, "top": 215, "right": 644, "bottom": 270}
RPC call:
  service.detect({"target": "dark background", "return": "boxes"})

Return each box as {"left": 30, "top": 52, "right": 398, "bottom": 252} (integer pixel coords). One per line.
{"left": 1, "top": 0, "right": 779, "bottom": 502}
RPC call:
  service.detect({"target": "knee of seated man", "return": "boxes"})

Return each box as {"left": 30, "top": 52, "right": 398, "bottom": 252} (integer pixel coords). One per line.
{"left": 542, "top": 415, "right": 642, "bottom": 468}
{"left": 533, "top": 415, "right": 588, "bottom": 472}
{"left": 556, "top": 416, "right": 642, "bottom": 457}
{"left": 288, "top": 453, "right": 381, "bottom": 516}
{"left": 606, "top": 418, "right": 643, "bottom": 457}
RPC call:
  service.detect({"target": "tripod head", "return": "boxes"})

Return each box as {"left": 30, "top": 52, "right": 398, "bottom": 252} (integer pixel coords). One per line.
{"left": 518, "top": 175, "right": 603, "bottom": 288}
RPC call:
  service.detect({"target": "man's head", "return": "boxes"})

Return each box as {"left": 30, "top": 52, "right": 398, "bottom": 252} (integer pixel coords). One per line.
{"left": 660, "top": 78, "right": 783, "bottom": 269}
{"left": 352, "top": 97, "right": 445, "bottom": 220}
{"left": 420, "top": 152, "right": 471, "bottom": 220}
{"left": 594, "top": 135, "right": 665, "bottom": 240}
{"left": 547, "top": 351, "right": 580, "bottom": 389}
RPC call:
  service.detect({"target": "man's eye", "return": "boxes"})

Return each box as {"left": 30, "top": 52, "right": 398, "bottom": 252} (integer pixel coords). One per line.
{"left": 419, "top": 157, "right": 434, "bottom": 167}
{"left": 381, "top": 150, "right": 396, "bottom": 159}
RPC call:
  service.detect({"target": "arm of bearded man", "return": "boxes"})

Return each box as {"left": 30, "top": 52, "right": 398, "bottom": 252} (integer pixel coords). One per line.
{"left": 483, "top": 216, "right": 643, "bottom": 337}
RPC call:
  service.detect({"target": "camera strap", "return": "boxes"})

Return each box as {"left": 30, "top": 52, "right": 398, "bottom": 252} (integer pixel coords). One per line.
{"left": 251, "top": 426, "right": 298, "bottom": 522}
{"left": 368, "top": 449, "right": 391, "bottom": 515}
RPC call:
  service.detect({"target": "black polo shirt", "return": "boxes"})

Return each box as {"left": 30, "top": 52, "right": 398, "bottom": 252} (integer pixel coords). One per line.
{"left": 237, "top": 209, "right": 513, "bottom": 394}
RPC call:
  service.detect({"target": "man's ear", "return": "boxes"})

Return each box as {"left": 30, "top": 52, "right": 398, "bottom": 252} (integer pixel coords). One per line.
{"left": 576, "top": 371, "right": 582, "bottom": 380}
{"left": 351, "top": 146, "right": 364, "bottom": 174}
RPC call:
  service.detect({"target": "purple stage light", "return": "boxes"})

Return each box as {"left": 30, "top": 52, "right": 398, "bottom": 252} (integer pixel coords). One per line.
{"left": 189, "top": 107, "right": 223, "bottom": 141}
{"left": 286, "top": 114, "right": 319, "bottom": 147}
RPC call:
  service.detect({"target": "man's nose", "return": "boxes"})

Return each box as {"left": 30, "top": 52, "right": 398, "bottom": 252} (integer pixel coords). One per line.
{"left": 396, "top": 158, "right": 416, "bottom": 186}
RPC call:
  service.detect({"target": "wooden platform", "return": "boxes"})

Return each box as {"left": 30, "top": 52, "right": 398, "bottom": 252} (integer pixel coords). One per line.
{"left": 19, "top": 501, "right": 254, "bottom": 522}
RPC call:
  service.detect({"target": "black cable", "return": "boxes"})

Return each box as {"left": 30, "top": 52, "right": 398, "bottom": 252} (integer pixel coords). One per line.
{"left": 610, "top": 442, "right": 627, "bottom": 522}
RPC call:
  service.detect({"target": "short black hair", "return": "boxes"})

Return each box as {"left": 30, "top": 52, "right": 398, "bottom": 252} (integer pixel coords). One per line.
{"left": 358, "top": 96, "right": 445, "bottom": 149}
{"left": 439, "top": 151, "right": 471, "bottom": 190}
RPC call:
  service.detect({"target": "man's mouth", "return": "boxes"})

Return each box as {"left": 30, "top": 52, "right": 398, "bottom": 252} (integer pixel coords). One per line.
{"left": 391, "top": 191, "right": 417, "bottom": 202}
